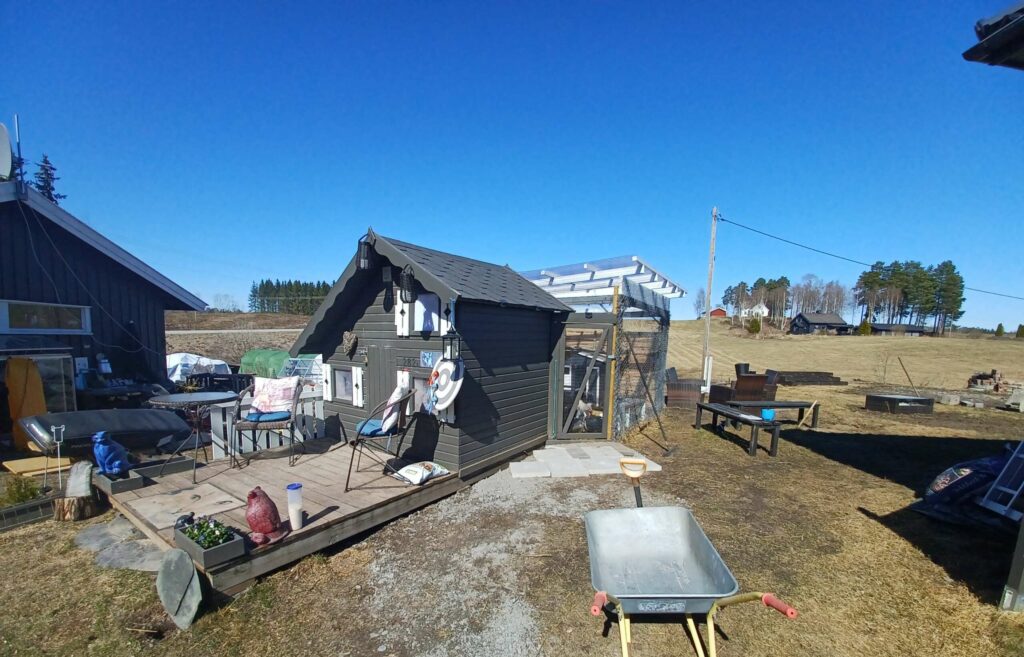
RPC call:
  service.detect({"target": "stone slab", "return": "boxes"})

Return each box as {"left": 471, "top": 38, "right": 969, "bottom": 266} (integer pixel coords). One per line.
{"left": 95, "top": 539, "right": 165, "bottom": 572}
{"left": 584, "top": 459, "right": 625, "bottom": 475}
{"left": 509, "top": 461, "right": 551, "bottom": 479}
{"left": 532, "top": 448, "right": 572, "bottom": 463}
{"left": 545, "top": 458, "right": 589, "bottom": 478}
{"left": 75, "top": 516, "right": 144, "bottom": 552}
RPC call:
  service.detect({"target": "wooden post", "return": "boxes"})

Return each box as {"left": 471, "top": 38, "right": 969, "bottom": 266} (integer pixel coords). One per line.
{"left": 607, "top": 285, "right": 619, "bottom": 441}
{"left": 700, "top": 208, "right": 718, "bottom": 388}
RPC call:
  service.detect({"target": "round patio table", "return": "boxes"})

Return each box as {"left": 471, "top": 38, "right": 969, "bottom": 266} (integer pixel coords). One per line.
{"left": 149, "top": 392, "right": 238, "bottom": 483}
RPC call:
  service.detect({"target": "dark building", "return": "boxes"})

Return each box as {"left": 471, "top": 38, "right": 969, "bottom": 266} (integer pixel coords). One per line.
{"left": 291, "top": 229, "right": 571, "bottom": 475}
{"left": 869, "top": 323, "right": 927, "bottom": 337}
{"left": 0, "top": 181, "right": 205, "bottom": 417}
{"left": 963, "top": 2, "right": 1024, "bottom": 71}
{"left": 790, "top": 312, "right": 852, "bottom": 335}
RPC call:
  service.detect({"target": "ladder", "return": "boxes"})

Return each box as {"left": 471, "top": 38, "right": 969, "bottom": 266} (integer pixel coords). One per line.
{"left": 978, "top": 440, "right": 1024, "bottom": 522}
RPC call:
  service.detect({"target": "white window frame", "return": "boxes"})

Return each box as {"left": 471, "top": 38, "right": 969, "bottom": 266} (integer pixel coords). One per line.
{"left": 0, "top": 299, "right": 93, "bottom": 336}
{"left": 324, "top": 363, "right": 363, "bottom": 407}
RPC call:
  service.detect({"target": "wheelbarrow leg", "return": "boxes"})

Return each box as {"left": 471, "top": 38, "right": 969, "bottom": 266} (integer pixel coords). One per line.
{"left": 619, "top": 611, "right": 630, "bottom": 656}
{"left": 685, "top": 614, "right": 706, "bottom": 657}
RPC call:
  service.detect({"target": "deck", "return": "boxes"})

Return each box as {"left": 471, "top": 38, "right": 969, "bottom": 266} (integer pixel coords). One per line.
{"left": 108, "top": 440, "right": 464, "bottom": 593}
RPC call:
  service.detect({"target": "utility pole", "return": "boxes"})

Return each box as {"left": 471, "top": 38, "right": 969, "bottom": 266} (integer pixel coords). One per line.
{"left": 701, "top": 207, "right": 718, "bottom": 389}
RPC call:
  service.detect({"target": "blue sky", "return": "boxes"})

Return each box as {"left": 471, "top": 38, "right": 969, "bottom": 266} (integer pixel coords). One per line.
{"left": 4, "top": 2, "right": 1022, "bottom": 327}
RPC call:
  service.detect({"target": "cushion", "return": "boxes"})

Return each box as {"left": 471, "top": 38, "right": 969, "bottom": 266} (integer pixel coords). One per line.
{"left": 245, "top": 411, "right": 292, "bottom": 423}
{"left": 356, "top": 418, "right": 392, "bottom": 437}
{"left": 250, "top": 376, "right": 300, "bottom": 414}
{"left": 380, "top": 385, "right": 408, "bottom": 433}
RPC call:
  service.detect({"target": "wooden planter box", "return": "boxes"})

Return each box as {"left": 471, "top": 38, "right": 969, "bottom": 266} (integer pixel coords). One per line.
{"left": 93, "top": 470, "right": 144, "bottom": 495}
{"left": 174, "top": 527, "right": 246, "bottom": 570}
{"left": 134, "top": 457, "right": 195, "bottom": 481}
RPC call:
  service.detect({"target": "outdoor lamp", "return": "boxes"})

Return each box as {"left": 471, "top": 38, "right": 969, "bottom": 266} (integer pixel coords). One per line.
{"left": 399, "top": 265, "right": 418, "bottom": 303}
{"left": 357, "top": 235, "right": 372, "bottom": 270}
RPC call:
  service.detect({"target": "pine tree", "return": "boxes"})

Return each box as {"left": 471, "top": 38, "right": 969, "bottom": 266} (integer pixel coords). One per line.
{"left": 31, "top": 154, "right": 67, "bottom": 205}
{"left": 995, "top": 323, "right": 1005, "bottom": 337}
{"left": 248, "top": 282, "right": 259, "bottom": 312}
{"left": 1016, "top": 324, "right": 1024, "bottom": 339}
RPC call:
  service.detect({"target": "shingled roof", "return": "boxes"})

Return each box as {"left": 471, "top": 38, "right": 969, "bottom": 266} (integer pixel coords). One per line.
{"left": 380, "top": 234, "right": 570, "bottom": 312}
{"left": 796, "top": 312, "right": 849, "bottom": 326}
{"left": 291, "top": 229, "right": 569, "bottom": 355}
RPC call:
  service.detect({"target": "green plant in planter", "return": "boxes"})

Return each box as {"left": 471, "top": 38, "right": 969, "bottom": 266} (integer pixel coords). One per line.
{"left": 3, "top": 477, "right": 41, "bottom": 506}
{"left": 181, "top": 516, "right": 236, "bottom": 549}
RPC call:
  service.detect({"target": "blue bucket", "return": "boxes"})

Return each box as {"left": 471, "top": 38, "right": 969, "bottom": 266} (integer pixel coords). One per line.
{"left": 760, "top": 408, "right": 776, "bottom": 421}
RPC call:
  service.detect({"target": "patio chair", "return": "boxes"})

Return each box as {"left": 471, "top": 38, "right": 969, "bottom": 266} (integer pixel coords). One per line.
{"left": 345, "top": 386, "right": 417, "bottom": 492}
{"left": 232, "top": 376, "right": 305, "bottom": 466}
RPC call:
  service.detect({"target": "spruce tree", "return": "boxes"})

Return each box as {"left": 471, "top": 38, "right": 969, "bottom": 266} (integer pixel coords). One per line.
{"left": 31, "top": 154, "right": 67, "bottom": 204}
{"left": 995, "top": 323, "right": 1005, "bottom": 337}
{"left": 1016, "top": 324, "right": 1024, "bottom": 339}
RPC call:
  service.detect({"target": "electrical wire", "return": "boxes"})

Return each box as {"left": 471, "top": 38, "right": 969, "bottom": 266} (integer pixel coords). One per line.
{"left": 18, "top": 200, "right": 161, "bottom": 355}
{"left": 717, "top": 215, "right": 1024, "bottom": 302}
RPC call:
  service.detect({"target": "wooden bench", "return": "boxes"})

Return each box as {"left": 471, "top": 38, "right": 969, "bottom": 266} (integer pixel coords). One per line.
{"left": 724, "top": 400, "right": 820, "bottom": 428}
{"left": 694, "top": 402, "right": 782, "bottom": 457}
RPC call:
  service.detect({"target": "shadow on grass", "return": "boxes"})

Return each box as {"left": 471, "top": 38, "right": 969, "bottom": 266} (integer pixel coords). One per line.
{"left": 782, "top": 428, "right": 1018, "bottom": 604}
{"left": 781, "top": 429, "right": 1013, "bottom": 495}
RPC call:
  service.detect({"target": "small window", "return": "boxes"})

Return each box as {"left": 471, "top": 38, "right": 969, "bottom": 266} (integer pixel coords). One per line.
{"left": 333, "top": 368, "right": 354, "bottom": 402}
{"left": 414, "top": 293, "right": 440, "bottom": 333}
{"left": 1, "top": 300, "right": 91, "bottom": 335}
{"left": 412, "top": 376, "right": 431, "bottom": 412}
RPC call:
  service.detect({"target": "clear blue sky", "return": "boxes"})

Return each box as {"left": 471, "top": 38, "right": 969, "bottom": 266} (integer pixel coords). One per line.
{"left": 4, "top": 2, "right": 1022, "bottom": 328}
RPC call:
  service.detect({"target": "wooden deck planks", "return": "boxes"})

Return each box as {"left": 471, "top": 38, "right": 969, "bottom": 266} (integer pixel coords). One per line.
{"left": 109, "top": 438, "right": 467, "bottom": 591}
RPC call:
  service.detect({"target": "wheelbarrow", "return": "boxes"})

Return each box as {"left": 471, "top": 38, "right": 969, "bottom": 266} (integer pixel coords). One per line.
{"left": 585, "top": 458, "right": 797, "bottom": 657}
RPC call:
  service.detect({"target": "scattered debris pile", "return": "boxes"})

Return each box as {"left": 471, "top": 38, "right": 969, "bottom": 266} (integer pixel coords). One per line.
{"left": 967, "top": 369, "right": 1018, "bottom": 392}
{"left": 776, "top": 371, "right": 847, "bottom": 386}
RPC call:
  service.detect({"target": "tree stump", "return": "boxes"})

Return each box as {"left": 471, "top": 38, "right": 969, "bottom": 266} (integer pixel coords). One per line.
{"left": 53, "top": 496, "right": 99, "bottom": 521}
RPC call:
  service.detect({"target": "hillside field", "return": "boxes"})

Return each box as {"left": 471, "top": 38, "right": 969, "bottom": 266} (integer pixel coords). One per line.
{"left": 668, "top": 319, "right": 1024, "bottom": 390}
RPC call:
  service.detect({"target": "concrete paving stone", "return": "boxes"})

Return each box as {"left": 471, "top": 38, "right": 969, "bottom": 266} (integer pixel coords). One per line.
{"left": 584, "top": 459, "right": 624, "bottom": 475}
{"left": 580, "top": 445, "right": 626, "bottom": 461}
{"left": 532, "top": 448, "right": 572, "bottom": 463}
{"left": 564, "top": 446, "right": 590, "bottom": 459}
{"left": 545, "top": 458, "right": 590, "bottom": 478}
{"left": 509, "top": 461, "right": 551, "bottom": 479}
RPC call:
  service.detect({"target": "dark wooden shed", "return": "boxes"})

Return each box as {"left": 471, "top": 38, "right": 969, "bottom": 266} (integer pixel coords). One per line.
{"left": 291, "top": 229, "right": 571, "bottom": 475}
{"left": 0, "top": 182, "right": 205, "bottom": 396}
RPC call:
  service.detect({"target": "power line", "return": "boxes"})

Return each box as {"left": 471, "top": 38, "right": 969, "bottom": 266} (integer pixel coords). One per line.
{"left": 717, "top": 215, "right": 1024, "bottom": 302}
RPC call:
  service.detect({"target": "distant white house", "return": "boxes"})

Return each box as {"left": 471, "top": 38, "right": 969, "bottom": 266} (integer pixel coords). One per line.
{"left": 740, "top": 302, "right": 769, "bottom": 319}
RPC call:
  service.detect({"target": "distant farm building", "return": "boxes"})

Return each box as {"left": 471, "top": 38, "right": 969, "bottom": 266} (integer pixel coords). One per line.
{"left": 870, "top": 323, "right": 928, "bottom": 337}
{"left": 739, "top": 302, "right": 769, "bottom": 319}
{"left": 705, "top": 306, "right": 728, "bottom": 318}
{"left": 790, "top": 312, "right": 852, "bottom": 335}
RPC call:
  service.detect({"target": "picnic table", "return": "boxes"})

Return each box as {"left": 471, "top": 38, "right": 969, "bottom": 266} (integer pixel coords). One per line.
{"left": 694, "top": 402, "right": 782, "bottom": 457}
{"left": 724, "top": 400, "right": 820, "bottom": 428}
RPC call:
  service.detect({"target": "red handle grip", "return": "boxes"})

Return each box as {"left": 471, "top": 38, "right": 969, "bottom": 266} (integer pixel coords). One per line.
{"left": 591, "top": 591, "right": 608, "bottom": 616}
{"left": 762, "top": 593, "right": 798, "bottom": 619}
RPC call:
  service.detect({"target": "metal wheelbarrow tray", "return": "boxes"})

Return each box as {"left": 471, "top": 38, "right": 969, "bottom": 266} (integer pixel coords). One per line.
{"left": 585, "top": 506, "right": 738, "bottom": 615}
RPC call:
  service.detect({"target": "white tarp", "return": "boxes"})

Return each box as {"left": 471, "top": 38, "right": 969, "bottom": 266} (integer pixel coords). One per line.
{"left": 166, "top": 352, "right": 231, "bottom": 383}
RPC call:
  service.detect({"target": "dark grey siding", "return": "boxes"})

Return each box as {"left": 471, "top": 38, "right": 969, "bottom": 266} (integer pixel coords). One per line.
{"left": 455, "top": 302, "right": 556, "bottom": 471}
{"left": 0, "top": 201, "right": 170, "bottom": 379}
{"left": 320, "top": 268, "right": 460, "bottom": 470}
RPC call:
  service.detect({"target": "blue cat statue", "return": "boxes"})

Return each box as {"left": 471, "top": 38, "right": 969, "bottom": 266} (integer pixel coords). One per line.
{"left": 92, "top": 431, "right": 132, "bottom": 477}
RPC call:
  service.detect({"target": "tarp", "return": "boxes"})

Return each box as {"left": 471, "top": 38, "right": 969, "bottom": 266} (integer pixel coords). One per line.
{"left": 239, "top": 349, "right": 292, "bottom": 379}
{"left": 166, "top": 353, "right": 231, "bottom": 383}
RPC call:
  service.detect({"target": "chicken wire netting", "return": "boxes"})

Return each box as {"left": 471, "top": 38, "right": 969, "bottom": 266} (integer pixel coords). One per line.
{"left": 612, "top": 280, "right": 670, "bottom": 440}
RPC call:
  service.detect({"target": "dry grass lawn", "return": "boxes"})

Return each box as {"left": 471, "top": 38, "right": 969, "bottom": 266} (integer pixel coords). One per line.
{"left": 0, "top": 315, "right": 1022, "bottom": 655}
{"left": 669, "top": 319, "right": 1024, "bottom": 389}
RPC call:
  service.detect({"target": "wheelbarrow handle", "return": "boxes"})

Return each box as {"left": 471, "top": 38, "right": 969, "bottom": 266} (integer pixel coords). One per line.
{"left": 762, "top": 593, "right": 798, "bottom": 619}
{"left": 591, "top": 591, "right": 608, "bottom": 616}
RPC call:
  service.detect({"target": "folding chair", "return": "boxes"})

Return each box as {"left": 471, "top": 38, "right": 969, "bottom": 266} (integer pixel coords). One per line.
{"left": 345, "top": 387, "right": 417, "bottom": 492}
{"left": 232, "top": 377, "right": 305, "bottom": 466}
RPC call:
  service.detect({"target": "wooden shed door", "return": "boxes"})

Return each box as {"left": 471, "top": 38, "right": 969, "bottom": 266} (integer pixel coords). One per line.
{"left": 364, "top": 345, "right": 396, "bottom": 411}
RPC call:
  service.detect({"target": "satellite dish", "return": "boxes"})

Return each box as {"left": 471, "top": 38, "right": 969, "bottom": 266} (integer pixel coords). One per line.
{"left": 0, "top": 124, "right": 11, "bottom": 181}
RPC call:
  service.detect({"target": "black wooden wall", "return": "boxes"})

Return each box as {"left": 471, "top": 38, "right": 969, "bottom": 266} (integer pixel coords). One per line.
{"left": 0, "top": 201, "right": 175, "bottom": 379}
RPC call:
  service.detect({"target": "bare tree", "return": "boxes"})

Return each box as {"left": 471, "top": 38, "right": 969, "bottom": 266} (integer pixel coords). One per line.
{"left": 693, "top": 287, "right": 706, "bottom": 318}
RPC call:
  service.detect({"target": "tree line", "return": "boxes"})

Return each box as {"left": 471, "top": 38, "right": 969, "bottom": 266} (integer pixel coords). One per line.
{"left": 248, "top": 279, "right": 331, "bottom": 314}
{"left": 7, "top": 152, "right": 68, "bottom": 205}
{"left": 706, "top": 260, "right": 967, "bottom": 335}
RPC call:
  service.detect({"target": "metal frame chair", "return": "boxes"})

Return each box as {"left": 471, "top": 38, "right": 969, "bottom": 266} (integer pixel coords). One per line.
{"left": 345, "top": 389, "right": 417, "bottom": 492}
{"left": 232, "top": 378, "right": 305, "bottom": 467}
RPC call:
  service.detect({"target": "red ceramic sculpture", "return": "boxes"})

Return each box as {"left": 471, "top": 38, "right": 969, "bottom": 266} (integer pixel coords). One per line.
{"left": 245, "top": 486, "right": 288, "bottom": 545}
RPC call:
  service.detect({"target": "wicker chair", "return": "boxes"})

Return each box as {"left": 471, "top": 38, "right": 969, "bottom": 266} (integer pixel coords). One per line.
{"left": 232, "top": 378, "right": 305, "bottom": 466}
